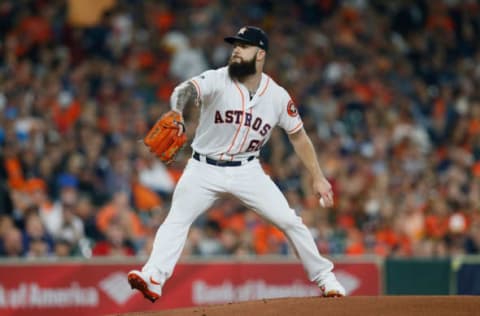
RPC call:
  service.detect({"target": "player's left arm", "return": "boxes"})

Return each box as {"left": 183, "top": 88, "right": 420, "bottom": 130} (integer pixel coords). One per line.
{"left": 288, "top": 128, "right": 334, "bottom": 207}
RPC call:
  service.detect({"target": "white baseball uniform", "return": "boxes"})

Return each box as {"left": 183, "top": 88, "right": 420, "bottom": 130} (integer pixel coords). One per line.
{"left": 142, "top": 66, "right": 334, "bottom": 286}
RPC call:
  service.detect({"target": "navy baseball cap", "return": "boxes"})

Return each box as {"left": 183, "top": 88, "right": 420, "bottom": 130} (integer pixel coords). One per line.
{"left": 224, "top": 26, "right": 269, "bottom": 51}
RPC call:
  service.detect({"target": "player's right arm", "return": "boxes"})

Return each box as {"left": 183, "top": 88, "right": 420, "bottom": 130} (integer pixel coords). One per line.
{"left": 170, "top": 69, "right": 219, "bottom": 114}
{"left": 170, "top": 81, "right": 199, "bottom": 114}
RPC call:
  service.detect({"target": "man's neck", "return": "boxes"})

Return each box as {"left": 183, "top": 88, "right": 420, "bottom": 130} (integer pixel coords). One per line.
{"left": 239, "top": 72, "right": 262, "bottom": 95}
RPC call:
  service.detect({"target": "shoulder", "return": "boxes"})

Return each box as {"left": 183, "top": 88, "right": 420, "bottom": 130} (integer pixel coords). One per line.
{"left": 197, "top": 67, "right": 228, "bottom": 80}
{"left": 262, "top": 74, "right": 290, "bottom": 102}
{"left": 191, "top": 67, "right": 229, "bottom": 88}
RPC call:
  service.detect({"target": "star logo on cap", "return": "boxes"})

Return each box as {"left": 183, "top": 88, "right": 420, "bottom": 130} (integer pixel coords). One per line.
{"left": 238, "top": 27, "right": 247, "bottom": 35}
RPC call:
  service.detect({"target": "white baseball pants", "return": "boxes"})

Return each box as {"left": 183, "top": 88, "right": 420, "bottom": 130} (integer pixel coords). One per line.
{"left": 143, "top": 158, "right": 334, "bottom": 285}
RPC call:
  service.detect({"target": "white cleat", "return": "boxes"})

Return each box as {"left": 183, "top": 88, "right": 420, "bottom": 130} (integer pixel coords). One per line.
{"left": 318, "top": 273, "right": 346, "bottom": 297}
{"left": 127, "top": 270, "right": 162, "bottom": 303}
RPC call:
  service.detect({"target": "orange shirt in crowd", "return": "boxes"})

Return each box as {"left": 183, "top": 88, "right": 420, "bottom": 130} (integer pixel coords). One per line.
{"left": 424, "top": 215, "right": 449, "bottom": 239}
{"left": 4, "top": 157, "right": 24, "bottom": 189}
{"left": 18, "top": 15, "right": 52, "bottom": 44}
{"left": 253, "top": 225, "right": 286, "bottom": 255}
{"left": 52, "top": 99, "right": 81, "bottom": 134}
{"left": 132, "top": 182, "right": 162, "bottom": 211}
{"left": 96, "top": 204, "right": 145, "bottom": 238}
{"left": 345, "top": 228, "right": 365, "bottom": 255}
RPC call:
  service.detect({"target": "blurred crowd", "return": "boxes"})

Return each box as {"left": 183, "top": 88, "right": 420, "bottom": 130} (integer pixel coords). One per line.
{"left": 1, "top": 0, "right": 480, "bottom": 260}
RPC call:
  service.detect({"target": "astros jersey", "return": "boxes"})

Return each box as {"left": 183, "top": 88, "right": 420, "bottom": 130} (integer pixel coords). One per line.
{"left": 188, "top": 66, "right": 303, "bottom": 161}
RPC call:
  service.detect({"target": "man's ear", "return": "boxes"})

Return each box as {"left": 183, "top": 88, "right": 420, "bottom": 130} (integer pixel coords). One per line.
{"left": 256, "top": 49, "right": 266, "bottom": 61}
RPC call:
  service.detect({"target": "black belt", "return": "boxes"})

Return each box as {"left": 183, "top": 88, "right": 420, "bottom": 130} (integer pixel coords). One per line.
{"left": 193, "top": 151, "right": 254, "bottom": 167}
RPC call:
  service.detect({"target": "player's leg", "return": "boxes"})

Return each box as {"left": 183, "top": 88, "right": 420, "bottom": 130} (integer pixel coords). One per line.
{"left": 128, "top": 159, "right": 222, "bottom": 301}
{"left": 232, "top": 161, "right": 345, "bottom": 296}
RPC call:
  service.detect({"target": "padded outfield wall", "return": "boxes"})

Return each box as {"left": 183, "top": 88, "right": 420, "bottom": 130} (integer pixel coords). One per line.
{"left": 0, "top": 257, "right": 379, "bottom": 316}
{"left": 0, "top": 255, "right": 479, "bottom": 316}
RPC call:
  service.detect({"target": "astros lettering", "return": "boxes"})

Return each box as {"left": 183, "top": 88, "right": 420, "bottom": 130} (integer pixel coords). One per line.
{"left": 214, "top": 110, "right": 271, "bottom": 136}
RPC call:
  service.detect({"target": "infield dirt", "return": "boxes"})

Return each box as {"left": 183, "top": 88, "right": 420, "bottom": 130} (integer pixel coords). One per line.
{"left": 110, "top": 296, "right": 480, "bottom": 316}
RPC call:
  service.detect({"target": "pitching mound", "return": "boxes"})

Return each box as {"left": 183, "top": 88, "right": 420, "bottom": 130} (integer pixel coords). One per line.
{"left": 111, "top": 296, "right": 479, "bottom": 316}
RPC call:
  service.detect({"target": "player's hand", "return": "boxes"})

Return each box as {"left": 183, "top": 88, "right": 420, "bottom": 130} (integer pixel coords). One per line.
{"left": 174, "top": 120, "right": 186, "bottom": 136}
{"left": 313, "top": 177, "right": 334, "bottom": 208}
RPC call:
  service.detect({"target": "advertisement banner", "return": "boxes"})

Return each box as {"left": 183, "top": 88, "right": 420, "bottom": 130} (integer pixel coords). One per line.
{"left": 0, "top": 261, "right": 379, "bottom": 315}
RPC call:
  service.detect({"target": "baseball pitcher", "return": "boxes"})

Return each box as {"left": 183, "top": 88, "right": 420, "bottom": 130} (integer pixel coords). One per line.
{"left": 128, "top": 26, "right": 346, "bottom": 302}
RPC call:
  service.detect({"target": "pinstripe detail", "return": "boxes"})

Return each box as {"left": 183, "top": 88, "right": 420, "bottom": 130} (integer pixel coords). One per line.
{"left": 237, "top": 108, "right": 253, "bottom": 154}
{"left": 259, "top": 77, "right": 270, "bottom": 96}
{"left": 221, "top": 82, "right": 246, "bottom": 161}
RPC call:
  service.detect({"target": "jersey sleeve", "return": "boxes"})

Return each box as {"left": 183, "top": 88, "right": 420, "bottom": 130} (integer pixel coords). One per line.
{"left": 278, "top": 91, "right": 303, "bottom": 134}
{"left": 189, "top": 69, "right": 219, "bottom": 106}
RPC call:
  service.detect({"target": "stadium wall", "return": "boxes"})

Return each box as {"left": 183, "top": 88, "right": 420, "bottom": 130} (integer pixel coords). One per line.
{"left": 0, "top": 256, "right": 478, "bottom": 316}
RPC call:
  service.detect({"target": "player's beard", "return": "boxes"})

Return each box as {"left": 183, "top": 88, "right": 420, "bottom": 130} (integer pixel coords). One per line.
{"left": 228, "top": 55, "right": 257, "bottom": 81}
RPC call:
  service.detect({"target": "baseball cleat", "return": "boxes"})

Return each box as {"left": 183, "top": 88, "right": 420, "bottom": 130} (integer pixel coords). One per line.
{"left": 318, "top": 273, "right": 346, "bottom": 298}
{"left": 127, "top": 270, "right": 162, "bottom": 303}
{"left": 320, "top": 286, "right": 345, "bottom": 297}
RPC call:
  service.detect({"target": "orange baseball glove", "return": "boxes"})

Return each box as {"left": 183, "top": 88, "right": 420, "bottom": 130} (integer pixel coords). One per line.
{"left": 144, "top": 111, "right": 187, "bottom": 163}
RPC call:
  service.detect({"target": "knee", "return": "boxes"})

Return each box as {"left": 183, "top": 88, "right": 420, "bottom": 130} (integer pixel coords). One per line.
{"left": 276, "top": 214, "right": 303, "bottom": 231}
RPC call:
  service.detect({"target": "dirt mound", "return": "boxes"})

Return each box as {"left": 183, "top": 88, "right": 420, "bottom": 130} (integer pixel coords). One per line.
{"left": 111, "top": 296, "right": 479, "bottom": 316}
